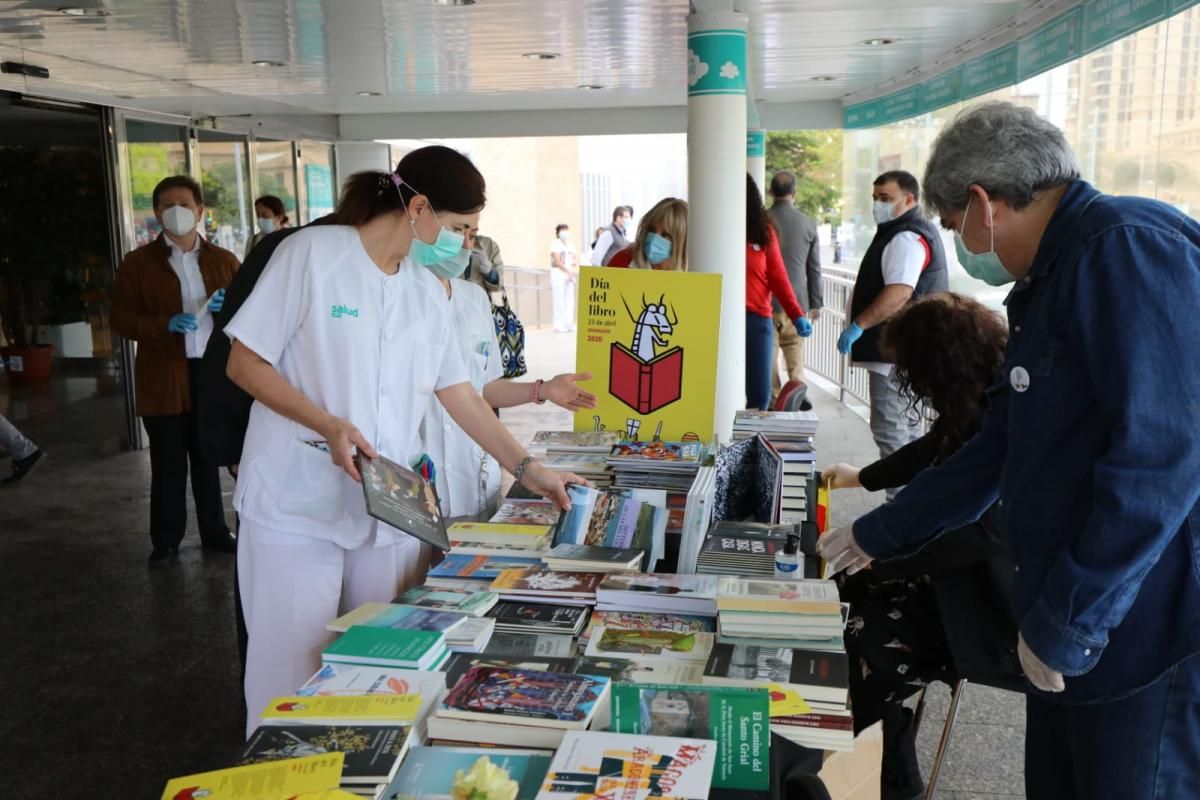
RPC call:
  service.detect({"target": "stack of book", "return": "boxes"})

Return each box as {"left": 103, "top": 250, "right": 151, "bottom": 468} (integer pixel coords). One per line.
{"left": 490, "top": 565, "right": 605, "bottom": 607}
{"left": 731, "top": 410, "right": 820, "bottom": 525}
{"left": 424, "top": 553, "right": 542, "bottom": 590}
{"left": 606, "top": 440, "right": 704, "bottom": 492}
{"left": 426, "top": 666, "right": 612, "bottom": 750}
{"left": 579, "top": 609, "right": 716, "bottom": 648}
{"left": 488, "top": 601, "right": 590, "bottom": 638}
{"left": 696, "top": 521, "right": 792, "bottom": 577}
{"left": 595, "top": 573, "right": 719, "bottom": 617}
{"left": 529, "top": 430, "right": 620, "bottom": 457}
{"left": 541, "top": 451, "right": 611, "bottom": 487}
{"left": 703, "top": 642, "right": 853, "bottom": 751}
{"left": 678, "top": 464, "right": 717, "bottom": 574}
{"left": 715, "top": 576, "right": 845, "bottom": 651}
{"left": 325, "top": 601, "right": 494, "bottom": 654}
{"left": 392, "top": 584, "right": 500, "bottom": 617}
{"left": 322, "top": 626, "right": 452, "bottom": 672}
{"left": 541, "top": 543, "right": 643, "bottom": 573}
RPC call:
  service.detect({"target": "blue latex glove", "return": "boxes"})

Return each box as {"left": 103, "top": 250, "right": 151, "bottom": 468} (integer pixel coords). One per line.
{"left": 794, "top": 316, "right": 813, "bottom": 338}
{"left": 837, "top": 322, "right": 864, "bottom": 355}
{"left": 168, "top": 313, "right": 198, "bottom": 334}
{"left": 207, "top": 288, "right": 225, "bottom": 314}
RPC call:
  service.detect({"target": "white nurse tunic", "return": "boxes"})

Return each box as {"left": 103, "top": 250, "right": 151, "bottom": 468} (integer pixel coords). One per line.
{"left": 420, "top": 279, "right": 504, "bottom": 520}
{"left": 224, "top": 224, "right": 469, "bottom": 735}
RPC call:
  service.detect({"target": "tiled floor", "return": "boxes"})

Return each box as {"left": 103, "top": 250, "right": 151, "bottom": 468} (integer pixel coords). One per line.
{"left": 0, "top": 328, "right": 1027, "bottom": 799}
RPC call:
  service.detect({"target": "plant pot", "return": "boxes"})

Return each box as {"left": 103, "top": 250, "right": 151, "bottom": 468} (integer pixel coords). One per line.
{"left": 1, "top": 344, "right": 54, "bottom": 385}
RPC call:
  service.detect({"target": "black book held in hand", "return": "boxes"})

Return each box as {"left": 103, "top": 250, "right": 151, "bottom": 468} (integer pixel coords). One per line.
{"left": 357, "top": 453, "right": 450, "bottom": 551}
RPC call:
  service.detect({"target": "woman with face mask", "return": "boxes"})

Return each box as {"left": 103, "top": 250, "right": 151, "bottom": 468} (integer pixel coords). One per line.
{"left": 244, "top": 195, "right": 290, "bottom": 258}
{"left": 744, "top": 174, "right": 812, "bottom": 410}
{"left": 606, "top": 198, "right": 689, "bottom": 271}
{"left": 421, "top": 230, "right": 597, "bottom": 521}
{"left": 550, "top": 223, "right": 577, "bottom": 332}
{"left": 223, "top": 146, "right": 586, "bottom": 735}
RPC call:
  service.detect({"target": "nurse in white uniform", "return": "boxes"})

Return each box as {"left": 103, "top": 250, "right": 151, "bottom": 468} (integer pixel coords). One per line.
{"left": 224, "top": 146, "right": 583, "bottom": 735}
{"left": 422, "top": 230, "right": 597, "bottom": 521}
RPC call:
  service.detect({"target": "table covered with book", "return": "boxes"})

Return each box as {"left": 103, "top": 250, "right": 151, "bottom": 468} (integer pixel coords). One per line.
{"left": 161, "top": 411, "right": 874, "bottom": 800}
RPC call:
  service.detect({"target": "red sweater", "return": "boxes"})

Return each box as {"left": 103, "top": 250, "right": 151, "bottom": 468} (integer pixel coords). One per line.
{"left": 747, "top": 228, "right": 804, "bottom": 319}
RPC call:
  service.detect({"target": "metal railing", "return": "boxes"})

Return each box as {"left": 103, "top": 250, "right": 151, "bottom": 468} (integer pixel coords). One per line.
{"left": 502, "top": 266, "right": 553, "bottom": 329}
{"left": 804, "top": 267, "right": 871, "bottom": 407}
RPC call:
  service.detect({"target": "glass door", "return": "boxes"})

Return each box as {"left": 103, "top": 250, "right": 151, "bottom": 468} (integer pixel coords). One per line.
{"left": 196, "top": 130, "right": 253, "bottom": 256}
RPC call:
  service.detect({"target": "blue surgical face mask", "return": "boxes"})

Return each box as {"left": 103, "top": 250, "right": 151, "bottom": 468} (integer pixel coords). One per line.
{"left": 393, "top": 175, "right": 468, "bottom": 267}
{"left": 953, "top": 197, "right": 1016, "bottom": 287}
{"left": 872, "top": 200, "right": 897, "bottom": 225}
{"left": 426, "top": 247, "right": 471, "bottom": 279}
{"left": 643, "top": 231, "right": 672, "bottom": 264}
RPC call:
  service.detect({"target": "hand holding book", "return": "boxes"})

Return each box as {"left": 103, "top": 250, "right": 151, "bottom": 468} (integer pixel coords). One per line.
{"left": 518, "top": 462, "right": 589, "bottom": 511}
{"left": 323, "top": 416, "right": 377, "bottom": 483}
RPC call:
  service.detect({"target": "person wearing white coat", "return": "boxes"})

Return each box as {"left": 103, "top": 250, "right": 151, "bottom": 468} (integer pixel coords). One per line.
{"left": 422, "top": 258, "right": 597, "bottom": 521}
{"left": 224, "top": 146, "right": 584, "bottom": 736}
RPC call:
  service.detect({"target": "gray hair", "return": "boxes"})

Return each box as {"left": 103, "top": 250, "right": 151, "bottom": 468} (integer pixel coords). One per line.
{"left": 923, "top": 101, "right": 1080, "bottom": 215}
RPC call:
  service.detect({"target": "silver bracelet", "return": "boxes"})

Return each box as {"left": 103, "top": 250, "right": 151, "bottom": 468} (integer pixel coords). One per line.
{"left": 512, "top": 455, "right": 535, "bottom": 486}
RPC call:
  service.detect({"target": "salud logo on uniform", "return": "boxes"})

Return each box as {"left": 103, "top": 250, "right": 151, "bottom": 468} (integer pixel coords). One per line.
{"left": 331, "top": 304, "right": 359, "bottom": 319}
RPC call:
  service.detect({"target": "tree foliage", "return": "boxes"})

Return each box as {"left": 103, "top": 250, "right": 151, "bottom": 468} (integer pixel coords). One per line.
{"left": 766, "top": 130, "right": 843, "bottom": 224}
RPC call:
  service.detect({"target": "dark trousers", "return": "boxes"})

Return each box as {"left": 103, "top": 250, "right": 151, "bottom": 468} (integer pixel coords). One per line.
{"left": 745, "top": 310, "right": 776, "bottom": 411}
{"left": 141, "top": 360, "right": 229, "bottom": 550}
{"left": 1025, "top": 653, "right": 1200, "bottom": 799}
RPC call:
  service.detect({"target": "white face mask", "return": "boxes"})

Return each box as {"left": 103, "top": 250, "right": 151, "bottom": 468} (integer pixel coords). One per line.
{"left": 162, "top": 205, "right": 197, "bottom": 237}
{"left": 258, "top": 217, "right": 277, "bottom": 234}
{"left": 558, "top": 231, "right": 569, "bottom": 242}
{"left": 872, "top": 200, "right": 898, "bottom": 225}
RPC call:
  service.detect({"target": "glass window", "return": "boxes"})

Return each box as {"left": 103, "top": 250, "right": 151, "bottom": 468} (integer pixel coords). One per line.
{"left": 197, "top": 130, "right": 253, "bottom": 255}
{"left": 254, "top": 139, "right": 298, "bottom": 222}
{"left": 299, "top": 141, "right": 335, "bottom": 224}
{"left": 125, "top": 119, "right": 188, "bottom": 248}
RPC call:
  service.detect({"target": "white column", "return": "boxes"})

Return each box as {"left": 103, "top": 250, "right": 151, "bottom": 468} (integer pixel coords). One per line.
{"left": 687, "top": 10, "right": 748, "bottom": 442}
{"left": 747, "top": 129, "right": 766, "bottom": 199}
{"left": 334, "top": 141, "right": 393, "bottom": 183}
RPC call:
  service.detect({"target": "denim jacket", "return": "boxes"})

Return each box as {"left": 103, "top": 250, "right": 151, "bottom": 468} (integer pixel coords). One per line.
{"left": 854, "top": 180, "right": 1200, "bottom": 703}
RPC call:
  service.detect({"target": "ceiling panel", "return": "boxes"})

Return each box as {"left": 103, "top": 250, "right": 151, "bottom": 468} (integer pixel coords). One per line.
{"left": 0, "top": 0, "right": 1041, "bottom": 121}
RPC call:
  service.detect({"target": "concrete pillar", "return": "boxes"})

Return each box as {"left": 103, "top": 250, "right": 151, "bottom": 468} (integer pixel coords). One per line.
{"left": 747, "top": 129, "right": 766, "bottom": 199}
{"left": 334, "top": 141, "right": 393, "bottom": 185}
{"left": 687, "top": 10, "right": 748, "bottom": 442}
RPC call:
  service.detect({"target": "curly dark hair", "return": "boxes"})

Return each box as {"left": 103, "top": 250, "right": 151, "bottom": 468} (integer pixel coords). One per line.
{"left": 746, "top": 173, "right": 774, "bottom": 248}
{"left": 880, "top": 293, "right": 1008, "bottom": 461}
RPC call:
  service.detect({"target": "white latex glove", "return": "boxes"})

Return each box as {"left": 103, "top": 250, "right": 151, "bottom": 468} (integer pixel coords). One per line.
{"left": 1018, "top": 633, "right": 1065, "bottom": 693}
{"left": 816, "top": 524, "right": 873, "bottom": 576}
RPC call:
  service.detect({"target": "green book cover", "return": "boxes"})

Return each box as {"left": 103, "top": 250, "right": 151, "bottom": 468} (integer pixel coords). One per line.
{"left": 609, "top": 682, "right": 769, "bottom": 791}
{"left": 323, "top": 625, "right": 443, "bottom": 665}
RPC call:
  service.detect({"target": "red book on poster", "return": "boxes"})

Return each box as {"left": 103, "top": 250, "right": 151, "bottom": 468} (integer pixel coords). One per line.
{"left": 609, "top": 343, "right": 684, "bottom": 414}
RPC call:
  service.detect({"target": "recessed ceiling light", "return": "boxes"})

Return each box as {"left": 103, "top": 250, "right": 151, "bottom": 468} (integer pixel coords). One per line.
{"left": 431, "top": 0, "right": 476, "bottom": 5}
{"left": 522, "top": 52, "right": 560, "bottom": 60}
{"left": 58, "top": 6, "right": 111, "bottom": 16}
{"left": 862, "top": 37, "right": 898, "bottom": 46}
{"left": 810, "top": 75, "right": 839, "bottom": 82}
{"left": 252, "top": 60, "right": 286, "bottom": 68}
{"left": 577, "top": 83, "right": 604, "bottom": 90}
{"left": 356, "top": 91, "right": 381, "bottom": 97}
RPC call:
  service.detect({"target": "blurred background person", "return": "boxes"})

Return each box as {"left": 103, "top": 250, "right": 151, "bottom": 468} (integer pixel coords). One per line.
{"left": 244, "top": 195, "right": 290, "bottom": 259}
{"left": 767, "top": 170, "right": 823, "bottom": 400}
{"left": 550, "top": 223, "right": 577, "bottom": 333}
{"left": 607, "top": 198, "right": 688, "bottom": 271}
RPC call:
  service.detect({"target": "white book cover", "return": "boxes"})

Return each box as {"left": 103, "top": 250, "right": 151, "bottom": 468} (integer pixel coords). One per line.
{"left": 536, "top": 731, "right": 716, "bottom": 800}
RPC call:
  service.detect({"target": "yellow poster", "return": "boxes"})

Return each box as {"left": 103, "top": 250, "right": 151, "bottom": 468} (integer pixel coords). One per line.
{"left": 574, "top": 267, "right": 722, "bottom": 442}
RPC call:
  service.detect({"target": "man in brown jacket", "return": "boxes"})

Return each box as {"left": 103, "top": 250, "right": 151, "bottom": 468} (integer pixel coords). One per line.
{"left": 112, "top": 176, "right": 239, "bottom": 567}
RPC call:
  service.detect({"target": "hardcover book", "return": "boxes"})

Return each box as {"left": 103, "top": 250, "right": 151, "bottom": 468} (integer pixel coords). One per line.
{"left": 358, "top": 454, "right": 449, "bottom": 551}
{"left": 380, "top": 746, "right": 552, "bottom": 800}
{"left": 543, "top": 543, "right": 644, "bottom": 571}
{"left": 241, "top": 724, "right": 412, "bottom": 787}
{"left": 392, "top": 585, "right": 499, "bottom": 617}
{"left": 161, "top": 754, "right": 345, "bottom": 800}
{"left": 535, "top": 731, "right": 715, "bottom": 800}
{"left": 440, "top": 666, "right": 610, "bottom": 729}
{"left": 584, "top": 626, "right": 714, "bottom": 663}
{"left": 610, "top": 684, "right": 770, "bottom": 790}
{"left": 428, "top": 554, "right": 541, "bottom": 583}
{"left": 552, "top": 484, "right": 656, "bottom": 558}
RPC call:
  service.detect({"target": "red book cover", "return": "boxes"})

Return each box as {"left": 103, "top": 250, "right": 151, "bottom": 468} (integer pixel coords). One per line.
{"left": 609, "top": 343, "right": 683, "bottom": 414}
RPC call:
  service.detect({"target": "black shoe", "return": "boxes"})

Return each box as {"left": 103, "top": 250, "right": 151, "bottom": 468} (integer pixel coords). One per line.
{"left": 201, "top": 532, "right": 237, "bottom": 554}
{"left": 2, "top": 449, "right": 44, "bottom": 485}
{"left": 148, "top": 546, "right": 179, "bottom": 568}
{"left": 799, "top": 399, "right": 813, "bottom": 411}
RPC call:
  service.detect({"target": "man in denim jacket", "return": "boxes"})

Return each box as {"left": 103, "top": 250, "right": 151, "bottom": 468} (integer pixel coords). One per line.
{"left": 819, "top": 102, "right": 1200, "bottom": 798}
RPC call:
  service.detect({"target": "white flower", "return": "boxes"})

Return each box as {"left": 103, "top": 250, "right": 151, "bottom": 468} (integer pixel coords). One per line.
{"left": 687, "top": 49, "right": 710, "bottom": 87}
{"left": 451, "top": 756, "right": 518, "bottom": 800}
{"left": 720, "top": 61, "right": 740, "bottom": 80}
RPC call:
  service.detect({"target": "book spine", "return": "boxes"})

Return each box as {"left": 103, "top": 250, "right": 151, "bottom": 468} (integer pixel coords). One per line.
{"left": 637, "top": 362, "right": 652, "bottom": 414}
